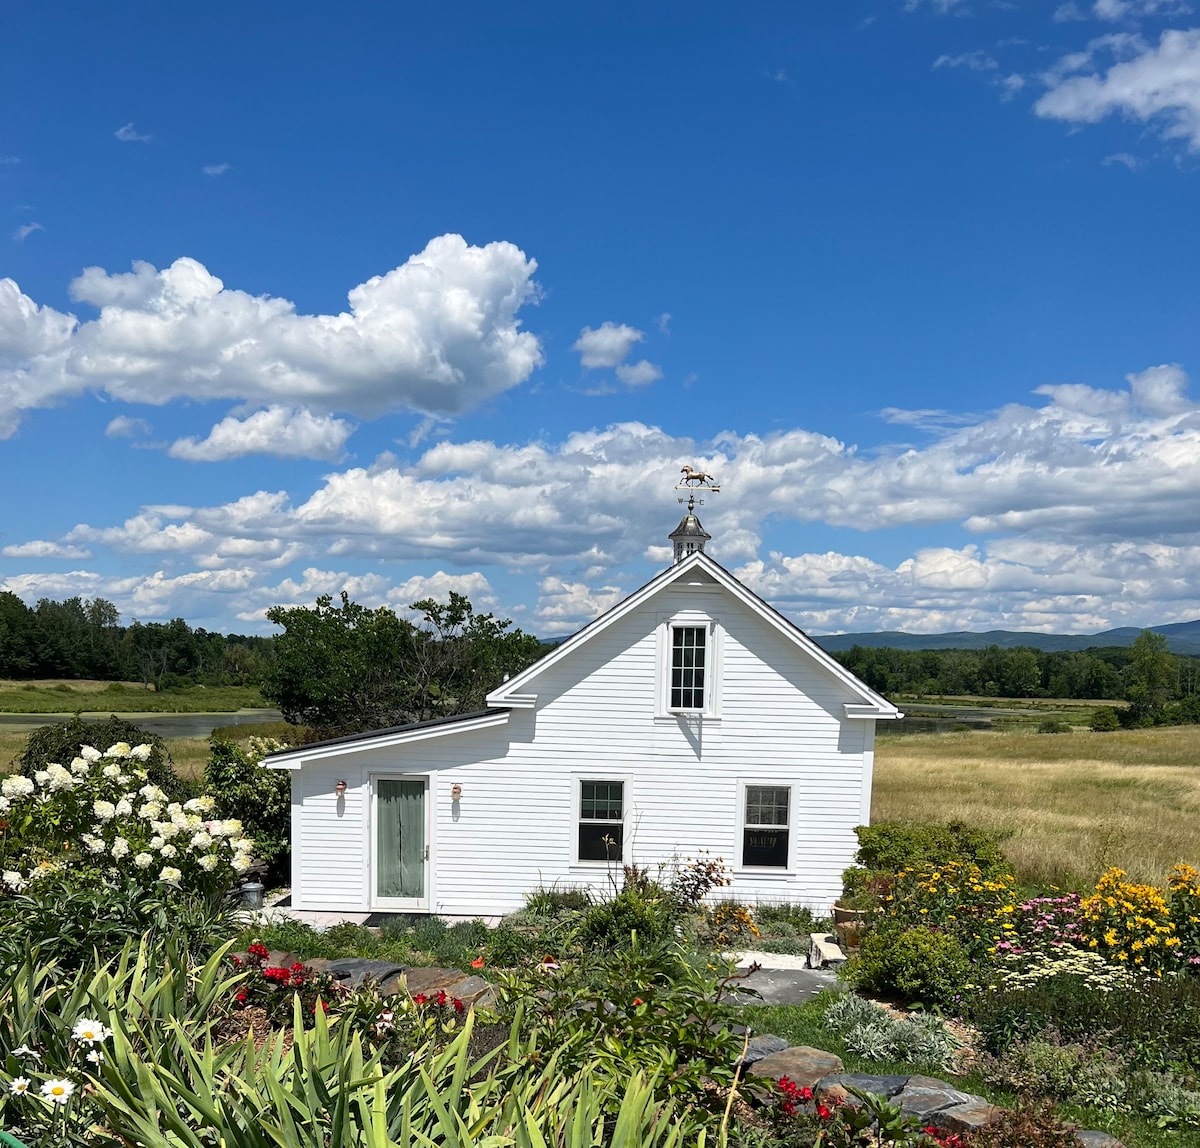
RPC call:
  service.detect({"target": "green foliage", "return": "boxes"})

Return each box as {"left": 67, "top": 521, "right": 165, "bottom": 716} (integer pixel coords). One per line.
{"left": 18, "top": 714, "right": 189, "bottom": 801}
{"left": 523, "top": 885, "right": 592, "bottom": 915}
{"left": 959, "top": 1101, "right": 1081, "bottom": 1148}
{"left": 575, "top": 888, "right": 675, "bottom": 949}
{"left": 1090, "top": 705, "right": 1122, "bottom": 731}
{"left": 205, "top": 738, "right": 292, "bottom": 873}
{"left": 970, "top": 973, "right": 1200, "bottom": 1075}
{"left": 852, "top": 821, "right": 1009, "bottom": 875}
{"left": 845, "top": 925, "right": 973, "bottom": 1009}
{"left": 262, "top": 591, "right": 545, "bottom": 734}
{"left": 1037, "top": 719, "right": 1072, "bottom": 734}
{"left": 824, "top": 993, "right": 961, "bottom": 1073}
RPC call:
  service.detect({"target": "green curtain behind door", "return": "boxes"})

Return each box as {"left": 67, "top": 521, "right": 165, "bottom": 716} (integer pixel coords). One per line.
{"left": 376, "top": 779, "right": 425, "bottom": 899}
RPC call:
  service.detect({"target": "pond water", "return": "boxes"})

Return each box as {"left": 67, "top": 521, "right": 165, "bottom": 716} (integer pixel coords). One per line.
{"left": 0, "top": 709, "right": 284, "bottom": 739}
{"left": 881, "top": 704, "right": 1009, "bottom": 736}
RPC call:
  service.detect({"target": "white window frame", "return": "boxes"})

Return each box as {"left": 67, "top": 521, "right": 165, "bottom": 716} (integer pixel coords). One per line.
{"left": 571, "top": 775, "right": 631, "bottom": 867}
{"left": 737, "top": 781, "right": 793, "bottom": 872}
{"left": 657, "top": 611, "right": 722, "bottom": 719}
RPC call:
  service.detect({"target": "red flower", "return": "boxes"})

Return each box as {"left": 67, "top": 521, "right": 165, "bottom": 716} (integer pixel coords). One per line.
{"left": 632, "top": 998, "right": 644, "bottom": 1006}
{"left": 435, "top": 990, "right": 448, "bottom": 1006}
{"left": 800, "top": 1086, "right": 813, "bottom": 1101}
{"left": 231, "top": 955, "right": 243, "bottom": 967}
{"left": 817, "top": 1104, "right": 831, "bottom": 1120}
{"left": 291, "top": 962, "right": 305, "bottom": 972}
{"left": 248, "top": 942, "right": 269, "bottom": 960}
{"left": 235, "top": 991, "right": 247, "bottom": 1005}
{"left": 453, "top": 998, "right": 465, "bottom": 1014}
{"left": 413, "top": 992, "right": 428, "bottom": 1005}
{"left": 470, "top": 957, "right": 484, "bottom": 969}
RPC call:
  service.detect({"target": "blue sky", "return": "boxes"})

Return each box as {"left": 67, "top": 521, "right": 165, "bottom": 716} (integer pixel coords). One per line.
{"left": 4, "top": 0, "right": 1200, "bottom": 637}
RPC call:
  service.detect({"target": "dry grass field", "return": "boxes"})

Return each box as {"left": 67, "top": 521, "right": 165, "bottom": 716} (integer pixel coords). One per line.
{"left": 874, "top": 725, "right": 1200, "bottom": 887}
{"left": 0, "top": 727, "right": 211, "bottom": 779}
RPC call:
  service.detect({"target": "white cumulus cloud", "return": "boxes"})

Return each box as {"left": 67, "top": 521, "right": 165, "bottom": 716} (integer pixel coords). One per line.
{"left": 168, "top": 406, "right": 355, "bottom": 462}
{"left": 0, "top": 234, "right": 544, "bottom": 437}
{"left": 574, "top": 322, "right": 644, "bottom": 368}
{"left": 1036, "top": 28, "right": 1200, "bottom": 149}
{"left": 1, "top": 540, "right": 91, "bottom": 560}
{"left": 105, "top": 415, "right": 151, "bottom": 438}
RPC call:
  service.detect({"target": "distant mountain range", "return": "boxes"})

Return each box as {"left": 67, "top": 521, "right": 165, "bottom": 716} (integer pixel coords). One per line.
{"left": 812, "top": 619, "right": 1200, "bottom": 656}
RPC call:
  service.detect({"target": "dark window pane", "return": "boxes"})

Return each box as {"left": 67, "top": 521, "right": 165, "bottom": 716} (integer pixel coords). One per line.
{"left": 669, "top": 626, "right": 707, "bottom": 710}
{"left": 581, "top": 780, "right": 623, "bottom": 821}
{"left": 579, "top": 822, "right": 623, "bottom": 861}
{"left": 746, "top": 785, "right": 789, "bottom": 827}
{"left": 743, "top": 827, "right": 789, "bottom": 867}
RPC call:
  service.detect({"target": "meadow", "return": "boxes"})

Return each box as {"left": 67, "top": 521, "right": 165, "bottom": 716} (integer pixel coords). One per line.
{"left": 874, "top": 725, "right": 1200, "bottom": 887}
{"left": 0, "top": 678, "right": 265, "bottom": 713}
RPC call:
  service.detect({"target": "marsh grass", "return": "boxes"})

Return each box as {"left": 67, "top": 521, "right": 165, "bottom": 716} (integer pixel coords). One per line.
{"left": 0, "top": 680, "right": 264, "bottom": 713}
{"left": 874, "top": 726, "right": 1200, "bottom": 887}
{"left": 0, "top": 726, "right": 211, "bottom": 780}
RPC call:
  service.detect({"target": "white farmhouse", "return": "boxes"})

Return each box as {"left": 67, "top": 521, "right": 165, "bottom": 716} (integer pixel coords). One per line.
{"left": 265, "top": 504, "right": 901, "bottom": 919}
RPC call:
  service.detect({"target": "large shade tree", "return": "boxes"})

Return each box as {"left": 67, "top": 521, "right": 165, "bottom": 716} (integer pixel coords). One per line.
{"left": 261, "top": 591, "right": 547, "bottom": 735}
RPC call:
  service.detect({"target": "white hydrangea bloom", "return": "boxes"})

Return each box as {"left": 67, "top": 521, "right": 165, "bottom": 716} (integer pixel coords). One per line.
{"left": 233, "top": 837, "right": 254, "bottom": 854}
{"left": 159, "top": 866, "right": 182, "bottom": 884}
{"left": 189, "top": 831, "right": 213, "bottom": 851}
{"left": 2, "top": 775, "right": 35, "bottom": 799}
{"left": 166, "top": 802, "right": 182, "bottom": 816}
{"left": 104, "top": 742, "right": 132, "bottom": 758}
{"left": 158, "top": 822, "right": 180, "bottom": 840}
{"left": 184, "top": 795, "right": 215, "bottom": 814}
{"left": 223, "top": 818, "right": 244, "bottom": 836}
{"left": 33, "top": 770, "right": 50, "bottom": 786}
{"left": 111, "top": 838, "right": 130, "bottom": 859}
{"left": 149, "top": 835, "right": 165, "bottom": 851}
{"left": 133, "top": 852, "right": 153, "bottom": 869}
{"left": 198, "top": 854, "right": 219, "bottom": 872}
{"left": 231, "top": 854, "right": 252, "bottom": 874}
{"left": 46, "top": 764, "right": 76, "bottom": 792}
{"left": 102, "top": 764, "right": 122, "bottom": 780}
{"left": 139, "top": 784, "right": 166, "bottom": 802}
{"left": 130, "top": 744, "right": 152, "bottom": 761}
{"left": 80, "top": 746, "right": 102, "bottom": 762}
{"left": 84, "top": 836, "right": 107, "bottom": 855}
{"left": 93, "top": 800, "right": 116, "bottom": 822}
{"left": 0, "top": 796, "right": 9, "bottom": 815}
{"left": 2, "top": 871, "right": 25, "bottom": 891}
{"left": 114, "top": 798, "right": 133, "bottom": 817}
{"left": 139, "top": 802, "right": 162, "bottom": 820}
{"left": 159, "top": 844, "right": 178, "bottom": 859}
{"left": 70, "top": 757, "right": 90, "bottom": 775}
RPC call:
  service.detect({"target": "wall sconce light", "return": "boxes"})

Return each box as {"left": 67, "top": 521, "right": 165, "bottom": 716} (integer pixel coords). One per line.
{"left": 334, "top": 779, "right": 348, "bottom": 798}
{"left": 450, "top": 783, "right": 463, "bottom": 801}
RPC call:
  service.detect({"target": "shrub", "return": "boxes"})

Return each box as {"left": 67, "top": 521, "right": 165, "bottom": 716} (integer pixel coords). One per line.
{"left": 204, "top": 738, "right": 291, "bottom": 877}
{"left": 19, "top": 715, "right": 190, "bottom": 802}
{"left": 576, "top": 888, "right": 675, "bottom": 949}
{"left": 852, "top": 821, "right": 1009, "bottom": 875}
{"left": 484, "top": 924, "right": 535, "bottom": 967}
{"left": 845, "top": 925, "right": 973, "bottom": 1009}
{"left": 668, "top": 850, "right": 732, "bottom": 910}
{"left": 980, "top": 1034, "right": 1127, "bottom": 1110}
{"left": 1081, "top": 867, "right": 1178, "bottom": 973}
{"left": 1036, "top": 719, "right": 1071, "bottom": 734}
{"left": 958, "top": 1101, "right": 1079, "bottom": 1148}
{"left": 523, "top": 885, "right": 591, "bottom": 915}
{"left": 0, "top": 742, "right": 254, "bottom": 918}
{"left": 825, "top": 993, "right": 961, "bottom": 1072}
{"left": 1090, "top": 706, "right": 1121, "bottom": 732}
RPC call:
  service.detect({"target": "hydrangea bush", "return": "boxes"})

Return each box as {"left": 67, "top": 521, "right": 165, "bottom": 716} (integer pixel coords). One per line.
{"left": 0, "top": 742, "right": 254, "bottom": 901}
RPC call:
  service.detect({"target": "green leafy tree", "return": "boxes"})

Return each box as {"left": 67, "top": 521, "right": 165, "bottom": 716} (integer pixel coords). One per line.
{"left": 1124, "top": 630, "right": 1176, "bottom": 725}
{"left": 261, "top": 591, "right": 545, "bottom": 735}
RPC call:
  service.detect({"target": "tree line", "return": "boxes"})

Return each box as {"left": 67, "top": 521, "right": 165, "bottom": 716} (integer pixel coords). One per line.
{"left": 0, "top": 592, "right": 272, "bottom": 689}
{"left": 833, "top": 631, "right": 1200, "bottom": 725}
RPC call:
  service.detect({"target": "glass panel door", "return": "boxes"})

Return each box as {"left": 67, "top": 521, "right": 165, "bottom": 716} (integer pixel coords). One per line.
{"left": 374, "top": 778, "right": 426, "bottom": 905}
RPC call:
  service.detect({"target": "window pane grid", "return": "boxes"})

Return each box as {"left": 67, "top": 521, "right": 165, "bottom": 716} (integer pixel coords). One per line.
{"left": 743, "top": 786, "right": 790, "bottom": 868}
{"left": 669, "top": 625, "right": 707, "bottom": 710}
{"left": 745, "top": 785, "right": 789, "bottom": 827}
{"left": 579, "top": 780, "right": 624, "bottom": 862}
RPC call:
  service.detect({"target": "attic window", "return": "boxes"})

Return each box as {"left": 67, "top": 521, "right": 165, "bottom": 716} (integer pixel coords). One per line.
{"left": 669, "top": 625, "right": 706, "bottom": 711}
{"left": 578, "top": 780, "right": 623, "bottom": 862}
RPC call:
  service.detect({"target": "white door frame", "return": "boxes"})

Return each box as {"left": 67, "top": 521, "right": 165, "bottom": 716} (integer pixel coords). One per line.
{"left": 368, "top": 773, "right": 430, "bottom": 911}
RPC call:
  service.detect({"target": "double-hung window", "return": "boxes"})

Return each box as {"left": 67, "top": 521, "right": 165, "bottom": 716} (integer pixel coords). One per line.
{"left": 742, "top": 785, "right": 790, "bottom": 868}
{"left": 669, "top": 625, "right": 707, "bottom": 711}
{"left": 578, "top": 780, "right": 624, "bottom": 862}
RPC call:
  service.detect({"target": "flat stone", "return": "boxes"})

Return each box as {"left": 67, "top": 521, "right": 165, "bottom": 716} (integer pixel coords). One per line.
{"left": 937, "top": 1098, "right": 1003, "bottom": 1133}
{"left": 894, "top": 1075, "right": 976, "bottom": 1119}
{"left": 807, "top": 933, "right": 846, "bottom": 969}
{"left": 266, "top": 950, "right": 300, "bottom": 969}
{"left": 728, "top": 967, "right": 839, "bottom": 1006}
{"left": 818, "top": 1073, "right": 911, "bottom": 1100}
{"left": 1075, "top": 1132, "right": 1125, "bottom": 1148}
{"left": 322, "top": 958, "right": 406, "bottom": 987}
{"left": 751, "top": 1046, "right": 844, "bottom": 1089}
{"left": 739, "top": 1034, "right": 789, "bottom": 1066}
{"left": 402, "top": 967, "right": 474, "bottom": 995}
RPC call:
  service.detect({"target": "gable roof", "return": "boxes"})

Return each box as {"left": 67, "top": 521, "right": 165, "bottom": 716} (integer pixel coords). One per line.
{"left": 486, "top": 550, "right": 900, "bottom": 717}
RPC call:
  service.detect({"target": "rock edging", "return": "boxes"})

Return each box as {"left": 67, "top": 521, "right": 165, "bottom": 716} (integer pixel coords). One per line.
{"left": 746, "top": 1043, "right": 1123, "bottom": 1146}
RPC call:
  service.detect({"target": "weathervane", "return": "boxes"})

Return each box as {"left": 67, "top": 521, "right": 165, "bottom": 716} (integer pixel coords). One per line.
{"left": 676, "top": 465, "right": 720, "bottom": 513}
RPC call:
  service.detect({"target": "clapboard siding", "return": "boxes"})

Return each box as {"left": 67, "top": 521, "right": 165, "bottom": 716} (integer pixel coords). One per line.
{"left": 286, "top": 570, "right": 881, "bottom": 916}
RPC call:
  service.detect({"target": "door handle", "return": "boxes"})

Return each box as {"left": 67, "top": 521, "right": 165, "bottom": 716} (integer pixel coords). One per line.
{"left": 424, "top": 845, "right": 430, "bottom": 861}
